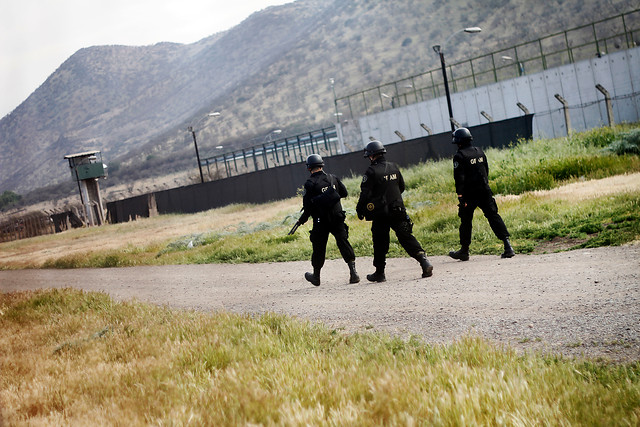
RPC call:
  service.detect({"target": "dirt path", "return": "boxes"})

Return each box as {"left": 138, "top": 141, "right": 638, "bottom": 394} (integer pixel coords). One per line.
{"left": 2, "top": 244, "right": 638, "bottom": 362}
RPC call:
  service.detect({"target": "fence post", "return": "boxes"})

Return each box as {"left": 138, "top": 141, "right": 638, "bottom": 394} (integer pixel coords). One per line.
{"left": 517, "top": 102, "right": 530, "bottom": 115}
{"left": 480, "top": 111, "right": 494, "bottom": 122}
{"left": 595, "top": 84, "right": 614, "bottom": 126}
{"left": 420, "top": 123, "right": 433, "bottom": 135}
{"left": 554, "top": 94, "right": 571, "bottom": 135}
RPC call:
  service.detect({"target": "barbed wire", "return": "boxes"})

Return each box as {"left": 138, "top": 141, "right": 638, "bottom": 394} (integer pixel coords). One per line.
{"left": 531, "top": 91, "right": 640, "bottom": 118}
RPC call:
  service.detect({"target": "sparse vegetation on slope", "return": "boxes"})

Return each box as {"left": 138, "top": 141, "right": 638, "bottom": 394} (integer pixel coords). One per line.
{"left": 1, "top": 0, "right": 636, "bottom": 200}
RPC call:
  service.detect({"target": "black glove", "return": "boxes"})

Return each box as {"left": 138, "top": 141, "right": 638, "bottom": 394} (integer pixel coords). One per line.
{"left": 357, "top": 212, "right": 364, "bottom": 220}
{"left": 457, "top": 195, "right": 467, "bottom": 208}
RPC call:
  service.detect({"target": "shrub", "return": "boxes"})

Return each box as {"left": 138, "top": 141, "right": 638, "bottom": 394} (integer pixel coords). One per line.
{"left": 604, "top": 129, "right": 640, "bottom": 155}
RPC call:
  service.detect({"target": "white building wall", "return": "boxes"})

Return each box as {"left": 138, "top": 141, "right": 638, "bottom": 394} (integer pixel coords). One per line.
{"left": 349, "top": 46, "right": 640, "bottom": 148}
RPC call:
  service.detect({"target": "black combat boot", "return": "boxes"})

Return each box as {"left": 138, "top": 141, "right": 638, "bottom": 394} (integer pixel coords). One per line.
{"left": 304, "top": 268, "right": 321, "bottom": 286}
{"left": 348, "top": 261, "right": 360, "bottom": 284}
{"left": 366, "top": 268, "right": 386, "bottom": 283}
{"left": 449, "top": 246, "right": 470, "bottom": 261}
{"left": 501, "top": 238, "right": 515, "bottom": 258}
{"left": 415, "top": 252, "right": 433, "bottom": 278}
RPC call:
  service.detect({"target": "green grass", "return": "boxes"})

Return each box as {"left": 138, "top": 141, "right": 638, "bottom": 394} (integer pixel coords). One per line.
{"left": 2, "top": 288, "right": 639, "bottom": 425}
{"left": 5, "top": 124, "right": 640, "bottom": 270}
{"left": 158, "top": 124, "right": 640, "bottom": 263}
{"left": 111, "top": 126, "right": 624, "bottom": 263}
{"left": 3, "top": 126, "right": 640, "bottom": 423}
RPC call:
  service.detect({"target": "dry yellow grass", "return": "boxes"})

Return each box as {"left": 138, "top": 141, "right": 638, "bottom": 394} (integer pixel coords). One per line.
{"left": 1, "top": 289, "right": 638, "bottom": 426}
{"left": 2, "top": 172, "right": 639, "bottom": 269}
{"left": 0, "top": 197, "right": 300, "bottom": 268}
{"left": 499, "top": 171, "right": 640, "bottom": 201}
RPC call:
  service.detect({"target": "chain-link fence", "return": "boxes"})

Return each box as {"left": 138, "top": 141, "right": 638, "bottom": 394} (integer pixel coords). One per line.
{"left": 199, "top": 126, "right": 340, "bottom": 180}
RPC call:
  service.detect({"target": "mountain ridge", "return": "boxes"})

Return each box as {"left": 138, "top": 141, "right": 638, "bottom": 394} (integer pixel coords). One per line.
{"left": 0, "top": 0, "right": 635, "bottom": 206}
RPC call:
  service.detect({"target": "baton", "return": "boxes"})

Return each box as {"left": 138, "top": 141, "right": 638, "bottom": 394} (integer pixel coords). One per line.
{"left": 287, "top": 206, "right": 305, "bottom": 235}
{"left": 287, "top": 222, "right": 300, "bottom": 235}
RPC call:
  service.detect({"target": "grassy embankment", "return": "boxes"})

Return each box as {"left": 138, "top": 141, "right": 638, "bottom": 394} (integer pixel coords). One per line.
{"left": 2, "top": 126, "right": 639, "bottom": 424}
{"left": 1, "top": 288, "right": 639, "bottom": 425}
{"left": 0, "top": 124, "right": 632, "bottom": 269}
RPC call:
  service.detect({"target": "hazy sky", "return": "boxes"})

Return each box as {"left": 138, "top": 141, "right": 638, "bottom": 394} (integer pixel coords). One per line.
{"left": 0, "top": 0, "right": 292, "bottom": 118}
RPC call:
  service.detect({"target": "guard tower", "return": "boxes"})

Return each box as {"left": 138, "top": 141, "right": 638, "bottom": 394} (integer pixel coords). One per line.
{"left": 64, "top": 150, "right": 107, "bottom": 226}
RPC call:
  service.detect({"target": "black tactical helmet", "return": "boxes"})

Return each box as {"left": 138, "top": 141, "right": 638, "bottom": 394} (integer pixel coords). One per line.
{"left": 364, "top": 140, "right": 386, "bottom": 157}
{"left": 306, "top": 154, "right": 324, "bottom": 168}
{"left": 452, "top": 127, "right": 473, "bottom": 145}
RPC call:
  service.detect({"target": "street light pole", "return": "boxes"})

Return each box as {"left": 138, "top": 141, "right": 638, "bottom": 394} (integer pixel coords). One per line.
{"left": 329, "top": 78, "right": 346, "bottom": 153}
{"left": 433, "top": 45, "right": 455, "bottom": 133}
{"left": 189, "top": 129, "right": 205, "bottom": 183}
{"left": 432, "top": 27, "right": 481, "bottom": 133}
{"left": 264, "top": 129, "right": 282, "bottom": 167}
{"left": 264, "top": 129, "right": 282, "bottom": 143}
{"left": 188, "top": 112, "right": 220, "bottom": 183}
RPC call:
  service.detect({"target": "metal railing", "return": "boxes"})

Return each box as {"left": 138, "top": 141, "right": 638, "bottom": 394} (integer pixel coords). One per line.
{"left": 200, "top": 126, "right": 339, "bottom": 180}
{"left": 336, "top": 9, "right": 640, "bottom": 120}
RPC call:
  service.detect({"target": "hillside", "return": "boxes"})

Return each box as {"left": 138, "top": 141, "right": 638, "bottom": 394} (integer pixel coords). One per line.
{"left": 0, "top": 0, "right": 636, "bottom": 206}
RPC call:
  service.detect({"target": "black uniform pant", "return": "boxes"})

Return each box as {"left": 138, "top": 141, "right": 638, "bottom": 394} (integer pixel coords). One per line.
{"left": 310, "top": 216, "right": 355, "bottom": 270}
{"left": 371, "top": 211, "right": 423, "bottom": 269}
{"left": 458, "top": 196, "right": 510, "bottom": 247}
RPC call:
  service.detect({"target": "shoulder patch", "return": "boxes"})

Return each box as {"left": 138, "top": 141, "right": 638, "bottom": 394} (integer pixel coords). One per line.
{"left": 453, "top": 161, "right": 459, "bottom": 169}
{"left": 362, "top": 175, "right": 368, "bottom": 183}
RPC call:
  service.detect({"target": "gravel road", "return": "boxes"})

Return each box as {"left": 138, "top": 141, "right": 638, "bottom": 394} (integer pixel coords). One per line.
{"left": 1, "top": 244, "right": 639, "bottom": 362}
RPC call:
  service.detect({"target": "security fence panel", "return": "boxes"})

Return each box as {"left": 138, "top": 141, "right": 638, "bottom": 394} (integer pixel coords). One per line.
{"left": 336, "top": 10, "right": 639, "bottom": 122}
{"left": 455, "top": 91, "right": 475, "bottom": 126}
{"left": 574, "top": 61, "right": 600, "bottom": 127}
{"left": 404, "top": 107, "right": 423, "bottom": 140}
{"left": 610, "top": 54, "right": 638, "bottom": 124}
{"left": 472, "top": 86, "right": 493, "bottom": 122}
{"left": 107, "top": 117, "right": 534, "bottom": 223}
{"left": 500, "top": 80, "right": 522, "bottom": 119}
{"left": 321, "top": 151, "right": 365, "bottom": 181}
{"left": 623, "top": 49, "right": 640, "bottom": 122}
{"left": 106, "top": 194, "right": 149, "bottom": 223}
{"left": 527, "top": 74, "right": 555, "bottom": 138}
{"left": 178, "top": 186, "right": 196, "bottom": 214}
{"left": 487, "top": 82, "right": 508, "bottom": 122}
{"left": 514, "top": 76, "right": 536, "bottom": 118}
{"left": 512, "top": 76, "right": 542, "bottom": 111}
{"left": 465, "top": 53, "right": 494, "bottom": 88}
{"left": 561, "top": 65, "right": 588, "bottom": 132}
{"left": 197, "top": 185, "right": 214, "bottom": 214}
{"left": 415, "top": 103, "right": 436, "bottom": 136}
{"left": 546, "top": 69, "right": 570, "bottom": 136}
{"left": 425, "top": 97, "right": 448, "bottom": 134}
{"left": 160, "top": 188, "right": 184, "bottom": 215}
{"left": 592, "top": 56, "right": 616, "bottom": 127}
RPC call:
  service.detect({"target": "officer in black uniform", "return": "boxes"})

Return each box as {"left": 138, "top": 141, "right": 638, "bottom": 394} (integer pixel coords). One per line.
{"left": 356, "top": 140, "right": 433, "bottom": 282}
{"left": 449, "top": 127, "right": 515, "bottom": 261}
{"left": 296, "top": 154, "right": 359, "bottom": 286}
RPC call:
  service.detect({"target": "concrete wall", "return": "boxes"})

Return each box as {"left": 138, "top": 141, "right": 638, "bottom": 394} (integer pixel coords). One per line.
{"left": 352, "top": 46, "right": 640, "bottom": 145}
{"left": 106, "top": 116, "right": 532, "bottom": 223}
